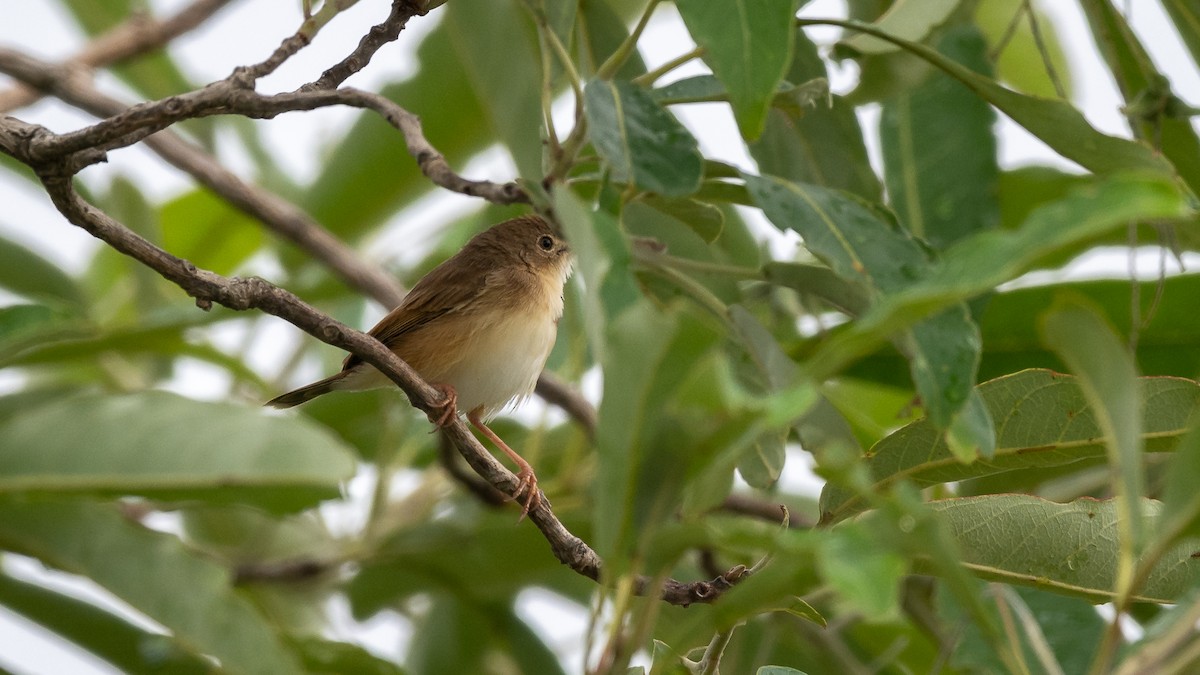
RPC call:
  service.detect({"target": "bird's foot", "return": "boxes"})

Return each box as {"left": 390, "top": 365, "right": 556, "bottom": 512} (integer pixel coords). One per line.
{"left": 427, "top": 383, "right": 458, "bottom": 428}
{"left": 510, "top": 466, "right": 541, "bottom": 521}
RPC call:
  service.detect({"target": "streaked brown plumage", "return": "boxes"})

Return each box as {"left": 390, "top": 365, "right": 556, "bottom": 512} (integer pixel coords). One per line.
{"left": 267, "top": 215, "right": 573, "bottom": 515}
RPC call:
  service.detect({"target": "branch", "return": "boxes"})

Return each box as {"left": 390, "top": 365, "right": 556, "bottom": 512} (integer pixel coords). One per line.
{"left": 535, "top": 371, "right": 597, "bottom": 437}
{"left": 0, "top": 47, "right": 407, "bottom": 308}
{"left": 303, "top": 0, "right": 422, "bottom": 91}
{"left": 720, "top": 493, "right": 809, "bottom": 528}
{"left": 0, "top": 0, "right": 234, "bottom": 113}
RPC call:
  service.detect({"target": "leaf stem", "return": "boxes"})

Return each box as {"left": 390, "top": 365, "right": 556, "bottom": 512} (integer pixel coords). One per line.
{"left": 655, "top": 252, "right": 765, "bottom": 281}
{"left": 596, "top": 0, "right": 662, "bottom": 81}
{"left": 648, "top": 263, "right": 731, "bottom": 322}
{"left": 530, "top": 5, "right": 560, "bottom": 156}
{"left": 633, "top": 46, "right": 706, "bottom": 87}
{"left": 522, "top": 0, "right": 586, "bottom": 183}
{"left": 694, "top": 626, "right": 737, "bottom": 675}
{"left": 632, "top": 242, "right": 733, "bottom": 320}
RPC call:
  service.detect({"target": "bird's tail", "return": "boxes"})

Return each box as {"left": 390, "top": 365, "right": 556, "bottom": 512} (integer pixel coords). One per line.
{"left": 265, "top": 372, "right": 347, "bottom": 409}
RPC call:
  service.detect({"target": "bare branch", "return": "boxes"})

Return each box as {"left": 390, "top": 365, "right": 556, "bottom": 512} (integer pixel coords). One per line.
{"left": 0, "top": 48, "right": 407, "bottom": 307}
{"left": 303, "top": 0, "right": 424, "bottom": 91}
{"left": 721, "top": 493, "right": 809, "bottom": 528}
{"left": 536, "top": 371, "right": 597, "bottom": 437}
{"left": 0, "top": 0, "right": 235, "bottom": 113}
{"left": 0, "top": 51, "right": 528, "bottom": 202}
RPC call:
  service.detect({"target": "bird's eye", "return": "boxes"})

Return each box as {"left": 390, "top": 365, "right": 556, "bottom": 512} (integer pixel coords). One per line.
{"left": 538, "top": 235, "right": 555, "bottom": 251}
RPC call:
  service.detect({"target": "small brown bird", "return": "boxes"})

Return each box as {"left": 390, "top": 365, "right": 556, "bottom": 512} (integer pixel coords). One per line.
{"left": 267, "top": 215, "right": 573, "bottom": 515}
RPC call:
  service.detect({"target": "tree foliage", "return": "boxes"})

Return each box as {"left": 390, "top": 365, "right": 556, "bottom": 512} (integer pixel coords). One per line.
{"left": 1, "top": 0, "right": 1200, "bottom": 673}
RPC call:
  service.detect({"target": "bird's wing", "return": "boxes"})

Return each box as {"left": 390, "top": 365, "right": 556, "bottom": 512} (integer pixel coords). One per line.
{"left": 341, "top": 257, "right": 485, "bottom": 371}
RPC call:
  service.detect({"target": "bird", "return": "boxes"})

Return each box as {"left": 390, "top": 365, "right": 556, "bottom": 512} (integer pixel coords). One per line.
{"left": 267, "top": 215, "right": 573, "bottom": 516}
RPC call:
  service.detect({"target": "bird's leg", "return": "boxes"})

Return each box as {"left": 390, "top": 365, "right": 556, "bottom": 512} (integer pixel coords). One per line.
{"left": 468, "top": 409, "right": 541, "bottom": 519}
{"left": 426, "top": 383, "right": 459, "bottom": 427}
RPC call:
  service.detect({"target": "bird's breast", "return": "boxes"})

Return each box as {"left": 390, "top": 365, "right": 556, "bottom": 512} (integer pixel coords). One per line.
{"left": 432, "top": 305, "right": 559, "bottom": 419}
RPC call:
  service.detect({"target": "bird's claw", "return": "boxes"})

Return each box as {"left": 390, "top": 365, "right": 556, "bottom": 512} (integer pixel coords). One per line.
{"left": 511, "top": 468, "right": 541, "bottom": 521}
{"left": 427, "top": 383, "right": 458, "bottom": 428}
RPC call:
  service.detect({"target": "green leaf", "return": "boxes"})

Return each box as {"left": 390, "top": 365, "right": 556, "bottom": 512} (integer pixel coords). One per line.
{"left": 0, "top": 500, "right": 302, "bottom": 674}
{"left": 818, "top": 370, "right": 1200, "bottom": 523}
{"left": 303, "top": 24, "right": 491, "bottom": 240}
{"left": 903, "top": 307, "right": 986, "bottom": 447}
{"left": 0, "top": 391, "right": 357, "bottom": 512}
{"left": 816, "top": 520, "right": 907, "bottom": 617}
{"left": 781, "top": 596, "right": 826, "bottom": 627}
{"left": 622, "top": 201, "right": 743, "bottom": 306}
{"left": 554, "top": 187, "right": 642, "bottom": 363}
{"left": 940, "top": 585, "right": 1103, "bottom": 674}
{"left": 290, "top": 636, "right": 407, "bottom": 675}
{"left": 1160, "top": 418, "right": 1200, "bottom": 548}
{"left": 675, "top": 0, "right": 799, "bottom": 140}
{"left": 1012, "top": 586, "right": 1105, "bottom": 675}
{"left": 838, "top": 0, "right": 964, "bottom": 55}
{"left": 0, "top": 304, "right": 90, "bottom": 359}
{"left": 726, "top": 306, "right": 812, "bottom": 486}
{"left": 738, "top": 429, "right": 787, "bottom": 489}
{"left": 729, "top": 305, "right": 798, "bottom": 391}
{"left": 811, "top": 173, "right": 1189, "bottom": 375}
{"left": 594, "top": 302, "right": 679, "bottom": 559}
{"left": 584, "top": 78, "right": 703, "bottom": 197}
{"left": 931, "top": 495, "right": 1200, "bottom": 603}
{"left": 493, "top": 607, "right": 569, "bottom": 675}
{"left": 945, "top": 387, "right": 996, "bottom": 460}
{"left": 852, "top": 271, "right": 1200, "bottom": 390}
{"left": 880, "top": 25, "right": 999, "bottom": 249}
{"left": 0, "top": 310, "right": 265, "bottom": 390}
{"left": 0, "top": 235, "right": 84, "bottom": 307}
{"left": 181, "top": 505, "right": 337, "bottom": 567}
{"left": 809, "top": 18, "right": 1177, "bottom": 177}
{"left": 347, "top": 507, "right": 590, "bottom": 619}
{"left": 995, "top": 165, "right": 1090, "bottom": 232}
{"left": 743, "top": 173, "right": 983, "bottom": 436}
{"left": 741, "top": 173, "right": 921, "bottom": 295}
{"left": 751, "top": 29, "right": 882, "bottom": 201}
{"left": 406, "top": 595, "right": 489, "bottom": 674}
{"left": 1040, "top": 298, "right": 1146, "bottom": 560}
{"left": 444, "top": 0, "right": 543, "bottom": 180}
{"left": 634, "top": 195, "right": 724, "bottom": 243}
{"left": 1080, "top": 0, "right": 1200, "bottom": 196}
{"left": 603, "top": 309, "right": 736, "bottom": 562}
{"left": 762, "top": 262, "right": 869, "bottom": 315}
{"left": 0, "top": 571, "right": 211, "bottom": 675}
{"left": 981, "top": 273, "right": 1200, "bottom": 380}
{"left": 160, "top": 189, "right": 263, "bottom": 276}
{"left": 650, "top": 74, "right": 731, "bottom": 104}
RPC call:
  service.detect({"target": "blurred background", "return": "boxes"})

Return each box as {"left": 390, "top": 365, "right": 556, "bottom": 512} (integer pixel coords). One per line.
{"left": 1, "top": 0, "right": 1198, "bottom": 673}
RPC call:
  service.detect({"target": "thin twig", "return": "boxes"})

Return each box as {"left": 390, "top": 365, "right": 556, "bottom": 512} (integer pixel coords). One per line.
{"left": 633, "top": 46, "right": 706, "bottom": 87}
{"left": 1023, "top": 0, "right": 1067, "bottom": 100}
{"left": 596, "top": 0, "right": 661, "bottom": 81}
{"left": 302, "top": 0, "right": 423, "bottom": 91}
{"left": 0, "top": 47, "right": 407, "bottom": 307}
{"left": 0, "top": 0, "right": 235, "bottom": 113}
{"left": 535, "top": 371, "right": 597, "bottom": 438}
